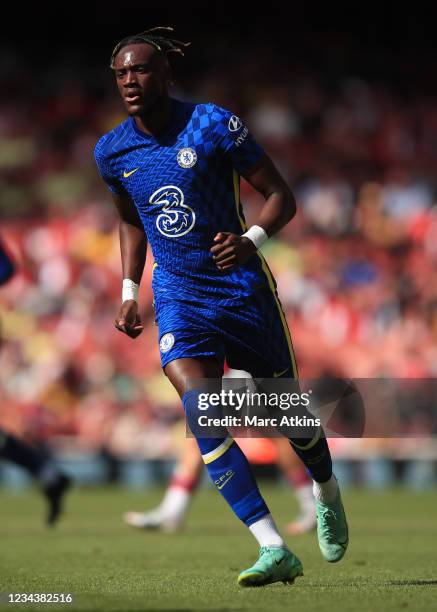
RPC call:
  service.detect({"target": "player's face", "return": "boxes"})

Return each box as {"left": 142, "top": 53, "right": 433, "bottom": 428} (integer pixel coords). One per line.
{"left": 113, "top": 43, "right": 169, "bottom": 116}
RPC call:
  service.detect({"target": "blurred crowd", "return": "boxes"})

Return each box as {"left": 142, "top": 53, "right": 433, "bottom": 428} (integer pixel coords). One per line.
{"left": 1, "top": 42, "right": 436, "bottom": 471}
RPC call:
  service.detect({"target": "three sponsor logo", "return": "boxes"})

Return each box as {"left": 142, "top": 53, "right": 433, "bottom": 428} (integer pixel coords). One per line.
{"left": 151, "top": 185, "right": 196, "bottom": 238}
{"left": 123, "top": 114, "right": 249, "bottom": 239}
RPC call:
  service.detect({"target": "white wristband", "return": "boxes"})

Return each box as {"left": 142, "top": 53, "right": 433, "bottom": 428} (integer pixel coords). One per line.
{"left": 122, "top": 278, "right": 139, "bottom": 303}
{"left": 242, "top": 225, "right": 268, "bottom": 250}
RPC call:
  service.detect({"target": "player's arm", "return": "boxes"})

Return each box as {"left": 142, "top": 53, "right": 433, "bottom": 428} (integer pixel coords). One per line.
{"left": 111, "top": 192, "right": 147, "bottom": 339}
{"left": 211, "top": 155, "right": 296, "bottom": 270}
{"left": 243, "top": 155, "right": 296, "bottom": 236}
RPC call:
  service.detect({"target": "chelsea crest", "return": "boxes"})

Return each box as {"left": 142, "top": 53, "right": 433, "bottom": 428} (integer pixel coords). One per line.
{"left": 177, "top": 147, "right": 197, "bottom": 168}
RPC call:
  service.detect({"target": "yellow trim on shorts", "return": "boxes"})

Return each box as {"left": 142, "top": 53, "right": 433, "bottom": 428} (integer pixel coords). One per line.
{"left": 232, "top": 170, "right": 298, "bottom": 378}
{"left": 256, "top": 253, "right": 299, "bottom": 378}
{"left": 202, "top": 437, "right": 234, "bottom": 464}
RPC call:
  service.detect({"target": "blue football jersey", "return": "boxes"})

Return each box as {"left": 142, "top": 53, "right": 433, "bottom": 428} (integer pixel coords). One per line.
{"left": 94, "top": 99, "right": 270, "bottom": 304}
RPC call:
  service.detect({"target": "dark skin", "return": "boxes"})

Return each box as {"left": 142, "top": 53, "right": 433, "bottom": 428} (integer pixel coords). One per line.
{"left": 111, "top": 42, "right": 296, "bottom": 397}
{"left": 113, "top": 42, "right": 172, "bottom": 134}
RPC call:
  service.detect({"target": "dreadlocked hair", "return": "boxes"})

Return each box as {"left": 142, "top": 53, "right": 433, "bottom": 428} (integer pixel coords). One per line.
{"left": 110, "top": 26, "right": 191, "bottom": 68}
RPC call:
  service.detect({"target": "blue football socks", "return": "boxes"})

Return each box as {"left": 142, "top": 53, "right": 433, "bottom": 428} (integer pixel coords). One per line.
{"left": 183, "top": 390, "right": 269, "bottom": 526}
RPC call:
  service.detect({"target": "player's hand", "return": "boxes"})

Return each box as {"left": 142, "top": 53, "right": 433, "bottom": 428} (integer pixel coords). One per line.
{"left": 210, "top": 232, "right": 257, "bottom": 271}
{"left": 115, "top": 300, "right": 144, "bottom": 339}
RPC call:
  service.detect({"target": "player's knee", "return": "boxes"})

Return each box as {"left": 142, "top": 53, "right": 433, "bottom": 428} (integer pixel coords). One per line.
{"left": 182, "top": 390, "right": 227, "bottom": 455}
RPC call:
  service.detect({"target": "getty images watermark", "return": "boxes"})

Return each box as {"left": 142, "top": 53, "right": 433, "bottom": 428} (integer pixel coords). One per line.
{"left": 196, "top": 388, "right": 319, "bottom": 429}
{"left": 185, "top": 378, "right": 437, "bottom": 438}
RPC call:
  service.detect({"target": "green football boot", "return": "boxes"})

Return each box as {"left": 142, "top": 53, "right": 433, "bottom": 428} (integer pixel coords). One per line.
{"left": 316, "top": 490, "right": 349, "bottom": 563}
{"left": 237, "top": 546, "right": 303, "bottom": 587}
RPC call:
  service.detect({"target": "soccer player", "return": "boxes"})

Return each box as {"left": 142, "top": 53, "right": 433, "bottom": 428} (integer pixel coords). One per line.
{"left": 95, "top": 27, "right": 348, "bottom": 587}
{"left": 0, "top": 238, "right": 71, "bottom": 526}
{"left": 124, "top": 434, "right": 317, "bottom": 535}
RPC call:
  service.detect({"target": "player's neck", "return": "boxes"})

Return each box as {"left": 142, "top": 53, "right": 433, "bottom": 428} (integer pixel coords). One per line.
{"left": 133, "top": 96, "right": 173, "bottom": 137}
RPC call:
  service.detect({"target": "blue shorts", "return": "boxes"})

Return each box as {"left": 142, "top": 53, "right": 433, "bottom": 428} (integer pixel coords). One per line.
{"left": 154, "top": 287, "right": 298, "bottom": 378}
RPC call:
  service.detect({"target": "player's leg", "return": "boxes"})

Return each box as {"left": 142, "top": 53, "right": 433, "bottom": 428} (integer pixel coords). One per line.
{"left": 0, "top": 428, "right": 71, "bottom": 525}
{"left": 227, "top": 369, "right": 315, "bottom": 534}
{"left": 270, "top": 304, "right": 348, "bottom": 562}
{"left": 125, "top": 436, "right": 316, "bottom": 535}
{"left": 273, "top": 437, "right": 316, "bottom": 534}
{"left": 165, "top": 356, "right": 303, "bottom": 587}
{"left": 287, "top": 425, "right": 348, "bottom": 562}
{"left": 124, "top": 436, "right": 202, "bottom": 532}
{"left": 223, "top": 286, "right": 348, "bottom": 562}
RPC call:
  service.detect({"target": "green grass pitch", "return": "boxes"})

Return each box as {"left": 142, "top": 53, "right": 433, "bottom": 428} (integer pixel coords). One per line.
{"left": 0, "top": 485, "right": 436, "bottom": 611}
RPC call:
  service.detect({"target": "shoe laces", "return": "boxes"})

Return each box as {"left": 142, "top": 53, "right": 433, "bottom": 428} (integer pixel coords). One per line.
{"left": 319, "top": 506, "right": 338, "bottom": 541}
{"left": 259, "top": 545, "right": 285, "bottom": 558}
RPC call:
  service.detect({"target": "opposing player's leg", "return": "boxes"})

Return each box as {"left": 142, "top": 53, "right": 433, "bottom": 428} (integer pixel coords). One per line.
{"left": 0, "top": 428, "right": 71, "bottom": 525}
{"left": 124, "top": 436, "right": 202, "bottom": 532}
{"left": 165, "top": 356, "right": 303, "bottom": 587}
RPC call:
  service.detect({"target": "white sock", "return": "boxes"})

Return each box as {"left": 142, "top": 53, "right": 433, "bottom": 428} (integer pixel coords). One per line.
{"left": 159, "top": 486, "right": 192, "bottom": 520}
{"left": 295, "top": 484, "right": 316, "bottom": 512}
{"left": 312, "top": 474, "right": 339, "bottom": 504}
{"left": 249, "top": 514, "right": 286, "bottom": 548}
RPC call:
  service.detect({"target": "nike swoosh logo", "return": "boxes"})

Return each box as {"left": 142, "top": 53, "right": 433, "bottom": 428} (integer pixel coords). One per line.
{"left": 275, "top": 555, "right": 286, "bottom": 565}
{"left": 217, "top": 472, "right": 235, "bottom": 490}
{"left": 273, "top": 368, "right": 289, "bottom": 377}
{"left": 123, "top": 168, "right": 139, "bottom": 178}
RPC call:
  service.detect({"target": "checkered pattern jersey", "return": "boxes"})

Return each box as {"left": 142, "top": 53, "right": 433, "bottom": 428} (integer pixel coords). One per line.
{"left": 94, "top": 98, "right": 270, "bottom": 305}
